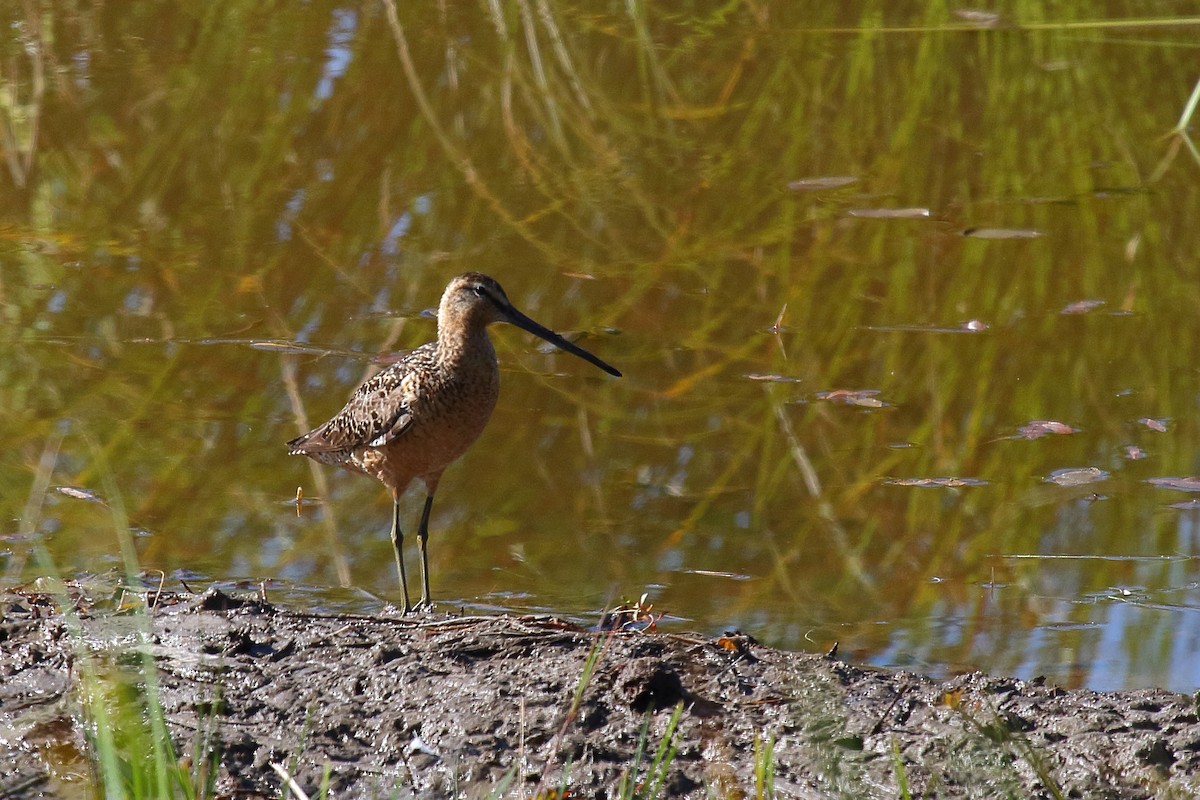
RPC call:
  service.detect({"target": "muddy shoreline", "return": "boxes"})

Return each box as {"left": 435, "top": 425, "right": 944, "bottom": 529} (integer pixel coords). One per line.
{"left": 2, "top": 585, "right": 1199, "bottom": 798}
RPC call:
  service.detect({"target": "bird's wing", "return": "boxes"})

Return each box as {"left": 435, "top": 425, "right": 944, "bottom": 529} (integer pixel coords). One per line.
{"left": 287, "top": 345, "right": 436, "bottom": 455}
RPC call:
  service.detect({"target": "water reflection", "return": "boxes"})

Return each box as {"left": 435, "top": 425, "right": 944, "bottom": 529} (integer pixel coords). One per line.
{"left": 2, "top": 2, "right": 1200, "bottom": 691}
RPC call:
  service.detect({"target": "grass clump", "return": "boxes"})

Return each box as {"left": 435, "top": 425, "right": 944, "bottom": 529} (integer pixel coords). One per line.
{"left": 25, "top": 438, "right": 224, "bottom": 800}
{"left": 617, "top": 701, "right": 684, "bottom": 800}
{"left": 76, "top": 652, "right": 219, "bottom": 800}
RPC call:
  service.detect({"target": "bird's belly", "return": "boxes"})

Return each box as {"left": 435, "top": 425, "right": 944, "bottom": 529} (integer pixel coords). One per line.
{"left": 354, "top": 383, "right": 498, "bottom": 493}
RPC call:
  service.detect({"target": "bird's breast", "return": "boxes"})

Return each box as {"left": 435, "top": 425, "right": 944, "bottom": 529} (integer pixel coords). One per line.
{"left": 355, "top": 354, "right": 500, "bottom": 488}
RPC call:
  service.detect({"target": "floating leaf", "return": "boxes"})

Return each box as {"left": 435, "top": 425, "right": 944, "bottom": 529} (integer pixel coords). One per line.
{"left": 962, "top": 227, "right": 1043, "bottom": 239}
{"left": 1169, "top": 499, "right": 1200, "bottom": 510}
{"left": 787, "top": 176, "right": 858, "bottom": 191}
{"left": 1017, "top": 420, "right": 1076, "bottom": 439}
{"left": 886, "top": 477, "right": 988, "bottom": 488}
{"left": 56, "top": 486, "right": 106, "bottom": 503}
{"left": 953, "top": 9, "right": 1003, "bottom": 27}
{"left": 816, "top": 389, "right": 887, "bottom": 408}
{"left": 684, "top": 569, "right": 752, "bottom": 580}
{"left": 1138, "top": 417, "right": 1169, "bottom": 432}
{"left": 1060, "top": 299, "right": 1105, "bottom": 315}
{"left": 848, "top": 207, "right": 931, "bottom": 219}
{"left": 1044, "top": 467, "right": 1109, "bottom": 487}
{"left": 237, "top": 274, "right": 263, "bottom": 293}
{"left": 1147, "top": 477, "right": 1200, "bottom": 492}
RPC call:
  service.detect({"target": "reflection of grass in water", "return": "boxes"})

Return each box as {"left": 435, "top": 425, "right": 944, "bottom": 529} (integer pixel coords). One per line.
{"left": 16, "top": 433, "right": 1070, "bottom": 800}
{"left": 12, "top": 4, "right": 1198, "bottom": 778}
{"left": 6, "top": 0, "right": 1200, "bottom": 685}
{"left": 27, "top": 441, "right": 220, "bottom": 799}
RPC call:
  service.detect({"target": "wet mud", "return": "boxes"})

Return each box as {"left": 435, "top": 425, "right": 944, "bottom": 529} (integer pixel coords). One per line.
{"left": 2, "top": 585, "right": 1200, "bottom": 798}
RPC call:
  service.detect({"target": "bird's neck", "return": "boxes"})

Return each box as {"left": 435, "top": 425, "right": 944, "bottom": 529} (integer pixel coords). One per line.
{"left": 436, "top": 320, "right": 496, "bottom": 372}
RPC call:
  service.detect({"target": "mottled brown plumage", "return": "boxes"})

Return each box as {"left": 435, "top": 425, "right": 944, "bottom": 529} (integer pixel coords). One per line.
{"left": 288, "top": 272, "right": 620, "bottom": 612}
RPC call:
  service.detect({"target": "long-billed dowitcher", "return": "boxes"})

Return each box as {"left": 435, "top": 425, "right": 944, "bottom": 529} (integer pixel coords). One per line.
{"left": 288, "top": 272, "right": 621, "bottom": 612}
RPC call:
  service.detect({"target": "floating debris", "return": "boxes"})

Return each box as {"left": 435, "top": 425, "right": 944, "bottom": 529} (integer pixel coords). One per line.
{"left": 56, "top": 486, "right": 106, "bottom": 504}
{"left": 248, "top": 339, "right": 327, "bottom": 354}
{"left": 1168, "top": 499, "right": 1200, "bottom": 510}
{"left": 953, "top": 9, "right": 1004, "bottom": 27}
{"left": 1017, "top": 420, "right": 1077, "bottom": 439}
{"left": 848, "top": 207, "right": 931, "bottom": 219}
{"left": 1147, "top": 477, "right": 1200, "bottom": 492}
{"left": 962, "top": 227, "right": 1043, "bottom": 239}
{"left": 1060, "top": 299, "right": 1105, "bottom": 315}
{"left": 683, "top": 569, "right": 753, "bottom": 581}
{"left": 249, "top": 340, "right": 366, "bottom": 359}
{"left": 1044, "top": 467, "right": 1109, "bottom": 487}
{"left": 1138, "top": 417, "right": 1169, "bottom": 432}
{"left": 787, "top": 176, "right": 858, "bottom": 191}
{"left": 864, "top": 323, "right": 987, "bottom": 335}
{"left": 885, "top": 477, "right": 988, "bottom": 488}
{"left": 816, "top": 389, "right": 887, "bottom": 408}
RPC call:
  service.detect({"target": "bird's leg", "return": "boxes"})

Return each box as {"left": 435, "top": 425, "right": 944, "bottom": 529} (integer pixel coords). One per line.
{"left": 414, "top": 494, "right": 435, "bottom": 611}
{"left": 390, "top": 498, "right": 413, "bottom": 613}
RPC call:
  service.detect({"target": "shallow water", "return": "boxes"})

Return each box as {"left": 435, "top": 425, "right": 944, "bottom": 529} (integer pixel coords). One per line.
{"left": 2, "top": 2, "right": 1200, "bottom": 691}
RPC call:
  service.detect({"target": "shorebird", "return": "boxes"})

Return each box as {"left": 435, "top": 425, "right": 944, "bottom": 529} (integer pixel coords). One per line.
{"left": 288, "top": 272, "right": 621, "bottom": 612}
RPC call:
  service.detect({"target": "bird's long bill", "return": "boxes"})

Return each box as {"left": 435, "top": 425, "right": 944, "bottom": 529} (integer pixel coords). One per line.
{"left": 504, "top": 307, "right": 622, "bottom": 377}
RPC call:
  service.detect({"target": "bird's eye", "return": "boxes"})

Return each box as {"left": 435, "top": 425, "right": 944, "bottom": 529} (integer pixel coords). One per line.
{"left": 471, "top": 285, "right": 486, "bottom": 297}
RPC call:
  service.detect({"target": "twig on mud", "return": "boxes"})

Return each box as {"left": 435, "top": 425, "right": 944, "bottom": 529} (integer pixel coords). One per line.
{"left": 147, "top": 570, "right": 167, "bottom": 609}
{"left": 270, "top": 762, "right": 311, "bottom": 800}
{"left": 871, "top": 681, "right": 912, "bottom": 736}
{"left": 518, "top": 696, "right": 527, "bottom": 800}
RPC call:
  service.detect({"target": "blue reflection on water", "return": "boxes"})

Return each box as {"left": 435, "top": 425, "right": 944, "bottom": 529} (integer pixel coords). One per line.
{"left": 316, "top": 8, "right": 357, "bottom": 101}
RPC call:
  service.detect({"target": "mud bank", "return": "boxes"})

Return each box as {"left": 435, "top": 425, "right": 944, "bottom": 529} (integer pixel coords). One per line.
{"left": 2, "top": 585, "right": 1199, "bottom": 798}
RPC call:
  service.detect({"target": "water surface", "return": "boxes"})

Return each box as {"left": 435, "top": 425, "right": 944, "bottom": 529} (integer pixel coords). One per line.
{"left": 2, "top": 2, "right": 1200, "bottom": 691}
